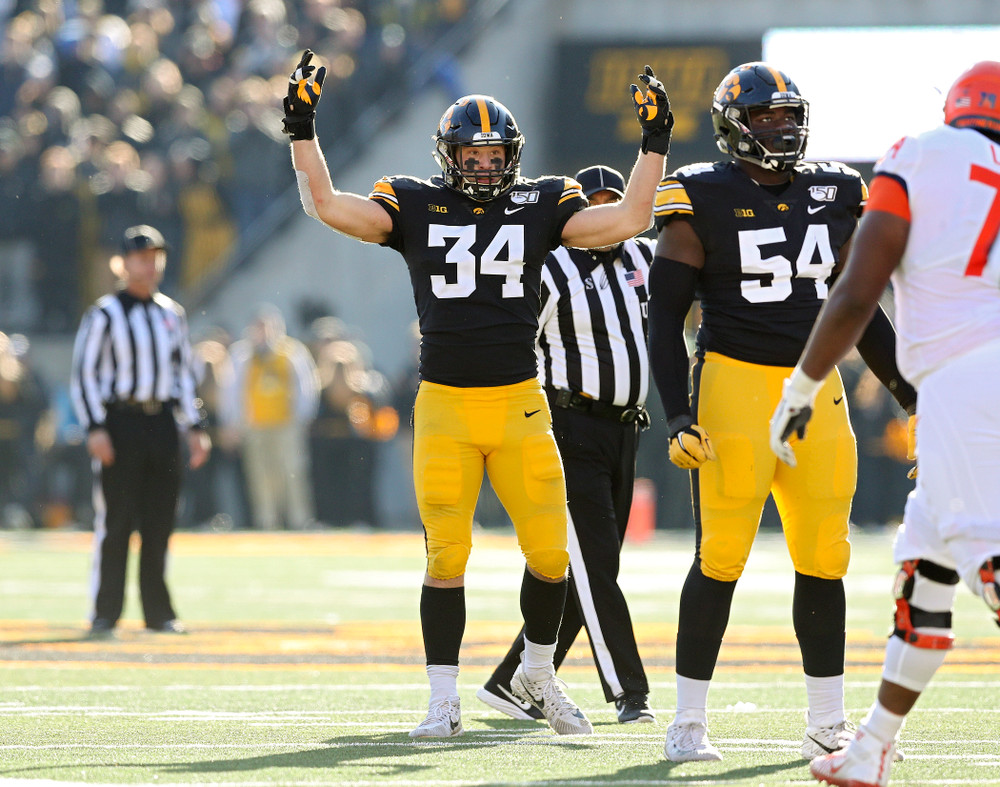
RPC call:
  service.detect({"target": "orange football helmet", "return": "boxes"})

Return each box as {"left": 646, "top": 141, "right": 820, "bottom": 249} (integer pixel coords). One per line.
{"left": 944, "top": 61, "right": 1000, "bottom": 135}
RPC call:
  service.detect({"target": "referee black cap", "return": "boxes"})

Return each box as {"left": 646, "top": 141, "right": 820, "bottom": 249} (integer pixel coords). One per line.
{"left": 121, "top": 225, "right": 168, "bottom": 254}
{"left": 574, "top": 165, "right": 626, "bottom": 199}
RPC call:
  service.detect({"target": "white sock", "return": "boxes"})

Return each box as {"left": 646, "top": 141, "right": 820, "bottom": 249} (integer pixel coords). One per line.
{"left": 861, "top": 701, "right": 906, "bottom": 743}
{"left": 522, "top": 637, "right": 556, "bottom": 678}
{"left": 426, "top": 664, "right": 459, "bottom": 704}
{"left": 675, "top": 675, "right": 711, "bottom": 725}
{"left": 805, "top": 673, "right": 846, "bottom": 727}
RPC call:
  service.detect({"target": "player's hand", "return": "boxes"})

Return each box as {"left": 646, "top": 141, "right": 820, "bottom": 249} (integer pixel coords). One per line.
{"left": 906, "top": 413, "right": 917, "bottom": 479}
{"left": 630, "top": 65, "right": 673, "bottom": 155}
{"left": 770, "top": 369, "right": 823, "bottom": 467}
{"left": 668, "top": 415, "right": 717, "bottom": 469}
{"left": 86, "top": 428, "right": 115, "bottom": 466}
{"left": 187, "top": 429, "right": 212, "bottom": 470}
{"left": 282, "top": 49, "right": 326, "bottom": 140}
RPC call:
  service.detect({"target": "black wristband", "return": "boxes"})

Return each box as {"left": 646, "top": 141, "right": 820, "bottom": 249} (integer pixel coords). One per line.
{"left": 282, "top": 113, "right": 316, "bottom": 141}
{"left": 666, "top": 414, "right": 694, "bottom": 440}
{"left": 641, "top": 128, "right": 671, "bottom": 156}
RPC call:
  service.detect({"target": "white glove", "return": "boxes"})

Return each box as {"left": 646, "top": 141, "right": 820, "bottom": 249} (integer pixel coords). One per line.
{"left": 769, "top": 368, "right": 823, "bottom": 467}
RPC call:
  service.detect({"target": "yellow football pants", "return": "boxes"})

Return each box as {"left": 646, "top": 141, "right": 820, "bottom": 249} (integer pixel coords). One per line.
{"left": 413, "top": 378, "right": 569, "bottom": 580}
{"left": 693, "top": 352, "right": 856, "bottom": 582}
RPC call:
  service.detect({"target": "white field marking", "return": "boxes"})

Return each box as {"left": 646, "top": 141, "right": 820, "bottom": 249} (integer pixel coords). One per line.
{"left": 5, "top": 680, "right": 998, "bottom": 693}
{"left": 2, "top": 782, "right": 999, "bottom": 787}
{"left": 5, "top": 703, "right": 1000, "bottom": 719}
{"left": 0, "top": 781, "right": 932, "bottom": 787}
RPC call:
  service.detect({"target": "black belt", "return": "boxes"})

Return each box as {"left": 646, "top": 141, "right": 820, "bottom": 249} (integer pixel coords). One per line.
{"left": 548, "top": 388, "right": 649, "bottom": 427}
{"left": 110, "top": 398, "right": 168, "bottom": 415}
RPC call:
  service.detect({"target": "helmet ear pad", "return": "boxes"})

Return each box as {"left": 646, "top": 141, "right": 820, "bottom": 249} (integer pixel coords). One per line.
{"left": 711, "top": 62, "right": 809, "bottom": 172}
{"left": 433, "top": 95, "right": 524, "bottom": 201}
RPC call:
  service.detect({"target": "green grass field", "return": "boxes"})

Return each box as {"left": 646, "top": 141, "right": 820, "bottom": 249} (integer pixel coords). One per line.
{"left": 2, "top": 528, "right": 998, "bottom": 786}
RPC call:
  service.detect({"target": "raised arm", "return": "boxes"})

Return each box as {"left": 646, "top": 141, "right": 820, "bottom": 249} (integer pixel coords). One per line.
{"left": 283, "top": 50, "right": 392, "bottom": 244}
{"left": 561, "top": 66, "right": 671, "bottom": 248}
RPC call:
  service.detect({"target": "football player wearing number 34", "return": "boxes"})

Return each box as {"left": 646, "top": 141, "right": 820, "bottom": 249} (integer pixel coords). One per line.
{"left": 282, "top": 50, "right": 672, "bottom": 739}
{"left": 646, "top": 62, "right": 918, "bottom": 764}
{"left": 770, "top": 61, "right": 1000, "bottom": 787}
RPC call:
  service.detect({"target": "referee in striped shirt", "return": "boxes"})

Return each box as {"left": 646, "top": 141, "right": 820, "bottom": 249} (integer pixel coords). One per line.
{"left": 70, "top": 225, "right": 211, "bottom": 638}
{"left": 478, "top": 165, "right": 656, "bottom": 723}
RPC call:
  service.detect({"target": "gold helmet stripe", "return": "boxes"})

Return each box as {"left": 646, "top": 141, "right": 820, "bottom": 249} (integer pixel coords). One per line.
{"left": 765, "top": 65, "right": 788, "bottom": 93}
{"left": 475, "top": 98, "right": 491, "bottom": 133}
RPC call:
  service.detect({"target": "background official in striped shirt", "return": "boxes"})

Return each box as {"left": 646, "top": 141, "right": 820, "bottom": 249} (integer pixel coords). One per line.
{"left": 70, "top": 225, "right": 210, "bottom": 638}
{"left": 479, "top": 165, "right": 656, "bottom": 724}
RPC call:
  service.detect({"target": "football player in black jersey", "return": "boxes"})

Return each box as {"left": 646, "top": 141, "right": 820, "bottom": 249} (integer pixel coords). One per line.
{"left": 282, "top": 50, "right": 672, "bottom": 739}
{"left": 647, "top": 62, "right": 917, "bottom": 763}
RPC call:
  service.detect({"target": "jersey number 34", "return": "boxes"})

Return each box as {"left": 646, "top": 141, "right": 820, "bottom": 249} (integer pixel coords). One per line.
{"left": 429, "top": 224, "right": 525, "bottom": 299}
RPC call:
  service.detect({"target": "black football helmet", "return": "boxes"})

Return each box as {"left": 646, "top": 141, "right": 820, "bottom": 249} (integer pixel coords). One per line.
{"left": 711, "top": 62, "right": 809, "bottom": 172}
{"left": 433, "top": 94, "right": 523, "bottom": 201}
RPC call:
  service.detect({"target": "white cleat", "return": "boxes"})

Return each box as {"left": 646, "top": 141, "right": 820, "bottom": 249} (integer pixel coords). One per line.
{"left": 509, "top": 664, "right": 593, "bottom": 735}
{"left": 663, "top": 718, "right": 723, "bottom": 762}
{"left": 409, "top": 695, "right": 463, "bottom": 739}
{"left": 802, "top": 717, "right": 857, "bottom": 760}
{"left": 810, "top": 724, "right": 896, "bottom": 787}
{"left": 802, "top": 713, "right": 904, "bottom": 762}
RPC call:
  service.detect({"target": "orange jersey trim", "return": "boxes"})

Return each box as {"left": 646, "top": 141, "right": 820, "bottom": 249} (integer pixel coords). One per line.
{"left": 866, "top": 173, "right": 910, "bottom": 222}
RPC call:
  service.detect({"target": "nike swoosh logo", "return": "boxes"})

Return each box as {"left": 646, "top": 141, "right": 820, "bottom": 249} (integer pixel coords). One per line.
{"left": 524, "top": 409, "right": 541, "bottom": 418}
{"left": 807, "top": 205, "right": 826, "bottom": 214}
{"left": 833, "top": 396, "right": 843, "bottom": 405}
{"left": 498, "top": 685, "right": 534, "bottom": 711}
{"left": 505, "top": 206, "right": 525, "bottom": 215}
{"left": 807, "top": 733, "right": 838, "bottom": 755}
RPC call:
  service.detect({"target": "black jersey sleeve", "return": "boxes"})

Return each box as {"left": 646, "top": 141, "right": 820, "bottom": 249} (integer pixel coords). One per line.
{"left": 542, "top": 175, "right": 587, "bottom": 249}
{"left": 648, "top": 255, "right": 699, "bottom": 421}
{"left": 368, "top": 175, "right": 411, "bottom": 251}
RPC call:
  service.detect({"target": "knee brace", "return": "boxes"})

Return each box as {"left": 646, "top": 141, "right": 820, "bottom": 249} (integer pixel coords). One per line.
{"left": 891, "top": 559, "right": 959, "bottom": 650}
{"left": 525, "top": 547, "right": 568, "bottom": 580}
{"left": 978, "top": 556, "right": 1000, "bottom": 628}
{"left": 426, "top": 543, "right": 470, "bottom": 581}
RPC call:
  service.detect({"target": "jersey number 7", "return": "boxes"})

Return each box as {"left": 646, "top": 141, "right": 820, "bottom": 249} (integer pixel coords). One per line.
{"left": 966, "top": 164, "right": 1000, "bottom": 278}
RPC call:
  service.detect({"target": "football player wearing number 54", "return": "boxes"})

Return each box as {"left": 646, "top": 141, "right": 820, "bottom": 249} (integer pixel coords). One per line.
{"left": 281, "top": 50, "right": 672, "bottom": 739}
{"left": 646, "top": 62, "right": 918, "bottom": 763}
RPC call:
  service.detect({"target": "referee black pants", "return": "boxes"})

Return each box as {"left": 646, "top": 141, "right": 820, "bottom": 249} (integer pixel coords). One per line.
{"left": 92, "top": 406, "right": 181, "bottom": 628}
{"left": 487, "top": 405, "right": 649, "bottom": 702}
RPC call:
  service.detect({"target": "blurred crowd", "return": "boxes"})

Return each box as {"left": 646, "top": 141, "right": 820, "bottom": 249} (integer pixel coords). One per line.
{"left": 1, "top": 302, "right": 422, "bottom": 530}
{"left": 0, "top": 0, "right": 472, "bottom": 335}
{"left": 1, "top": 313, "right": 913, "bottom": 532}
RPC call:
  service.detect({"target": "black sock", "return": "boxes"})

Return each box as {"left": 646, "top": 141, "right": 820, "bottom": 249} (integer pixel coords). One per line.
{"left": 675, "top": 561, "right": 737, "bottom": 680}
{"left": 793, "top": 572, "right": 846, "bottom": 677}
{"left": 420, "top": 585, "right": 465, "bottom": 666}
{"left": 520, "top": 567, "right": 566, "bottom": 645}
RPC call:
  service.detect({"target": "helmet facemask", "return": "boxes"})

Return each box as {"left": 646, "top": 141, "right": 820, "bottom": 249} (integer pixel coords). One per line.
{"left": 433, "top": 95, "right": 524, "bottom": 201}
{"left": 711, "top": 63, "right": 809, "bottom": 173}
{"left": 434, "top": 135, "right": 523, "bottom": 201}
{"left": 714, "top": 97, "right": 809, "bottom": 172}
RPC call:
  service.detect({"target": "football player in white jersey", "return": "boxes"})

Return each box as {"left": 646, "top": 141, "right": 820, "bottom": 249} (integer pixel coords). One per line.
{"left": 770, "top": 61, "right": 1000, "bottom": 787}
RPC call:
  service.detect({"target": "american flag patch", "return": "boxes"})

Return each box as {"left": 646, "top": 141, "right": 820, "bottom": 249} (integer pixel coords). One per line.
{"left": 624, "top": 269, "right": 644, "bottom": 287}
{"left": 956, "top": 96, "right": 972, "bottom": 107}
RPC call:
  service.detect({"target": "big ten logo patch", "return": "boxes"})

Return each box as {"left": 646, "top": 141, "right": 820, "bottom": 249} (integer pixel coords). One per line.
{"left": 586, "top": 47, "right": 731, "bottom": 144}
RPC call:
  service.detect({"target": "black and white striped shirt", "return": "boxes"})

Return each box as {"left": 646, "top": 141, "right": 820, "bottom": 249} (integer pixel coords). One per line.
{"left": 70, "top": 290, "right": 202, "bottom": 430}
{"left": 537, "top": 238, "right": 653, "bottom": 408}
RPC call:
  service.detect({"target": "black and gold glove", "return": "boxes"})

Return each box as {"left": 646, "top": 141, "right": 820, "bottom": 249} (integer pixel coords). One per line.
{"left": 282, "top": 49, "right": 327, "bottom": 141}
{"left": 630, "top": 65, "right": 674, "bottom": 156}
